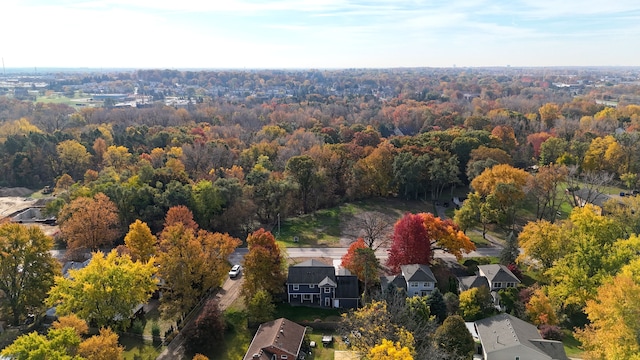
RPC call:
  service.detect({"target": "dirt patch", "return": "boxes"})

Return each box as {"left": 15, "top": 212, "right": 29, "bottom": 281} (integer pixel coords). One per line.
{"left": 0, "top": 187, "right": 33, "bottom": 197}
{"left": 0, "top": 196, "right": 38, "bottom": 219}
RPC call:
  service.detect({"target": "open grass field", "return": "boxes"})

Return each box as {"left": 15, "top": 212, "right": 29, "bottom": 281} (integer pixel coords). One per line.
{"left": 562, "top": 329, "right": 584, "bottom": 358}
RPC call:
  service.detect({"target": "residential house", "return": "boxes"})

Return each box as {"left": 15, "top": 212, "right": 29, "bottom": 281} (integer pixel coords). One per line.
{"left": 286, "top": 260, "right": 359, "bottom": 309}
{"left": 458, "top": 264, "right": 520, "bottom": 309}
{"left": 458, "top": 264, "right": 520, "bottom": 293}
{"left": 380, "top": 264, "right": 437, "bottom": 297}
{"left": 474, "top": 313, "right": 568, "bottom": 360}
{"left": 243, "top": 318, "right": 307, "bottom": 360}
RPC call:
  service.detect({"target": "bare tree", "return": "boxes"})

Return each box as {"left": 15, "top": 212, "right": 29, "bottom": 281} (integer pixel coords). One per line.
{"left": 565, "top": 166, "right": 615, "bottom": 208}
{"left": 356, "top": 212, "right": 392, "bottom": 249}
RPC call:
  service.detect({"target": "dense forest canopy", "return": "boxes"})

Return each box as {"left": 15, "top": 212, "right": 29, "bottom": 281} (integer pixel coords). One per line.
{"left": 1, "top": 67, "right": 640, "bottom": 238}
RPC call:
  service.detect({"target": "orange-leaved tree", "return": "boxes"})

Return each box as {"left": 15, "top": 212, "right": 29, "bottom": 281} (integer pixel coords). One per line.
{"left": 241, "top": 229, "right": 286, "bottom": 305}
{"left": 58, "top": 192, "right": 120, "bottom": 251}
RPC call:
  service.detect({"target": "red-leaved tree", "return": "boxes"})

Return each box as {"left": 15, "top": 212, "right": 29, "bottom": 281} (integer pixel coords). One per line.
{"left": 341, "top": 238, "right": 380, "bottom": 284}
{"left": 386, "top": 212, "right": 475, "bottom": 273}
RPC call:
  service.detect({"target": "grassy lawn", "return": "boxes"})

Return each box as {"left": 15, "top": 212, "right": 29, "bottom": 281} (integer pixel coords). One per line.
{"left": 562, "top": 329, "right": 583, "bottom": 358}
{"left": 120, "top": 334, "right": 163, "bottom": 360}
{"left": 466, "top": 231, "right": 491, "bottom": 247}
{"left": 308, "top": 330, "right": 338, "bottom": 360}
{"left": 274, "top": 303, "right": 343, "bottom": 322}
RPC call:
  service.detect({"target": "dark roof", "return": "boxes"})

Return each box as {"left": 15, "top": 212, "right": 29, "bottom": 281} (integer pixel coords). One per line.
{"left": 295, "top": 259, "right": 333, "bottom": 267}
{"left": 571, "top": 188, "right": 612, "bottom": 208}
{"left": 288, "top": 260, "right": 336, "bottom": 284}
{"left": 61, "top": 259, "right": 91, "bottom": 278}
{"left": 401, "top": 264, "right": 436, "bottom": 282}
{"left": 380, "top": 274, "right": 407, "bottom": 292}
{"left": 335, "top": 275, "right": 359, "bottom": 299}
{"left": 475, "top": 314, "right": 567, "bottom": 360}
{"left": 457, "top": 275, "right": 489, "bottom": 291}
{"left": 243, "top": 318, "right": 307, "bottom": 360}
{"left": 477, "top": 264, "right": 520, "bottom": 284}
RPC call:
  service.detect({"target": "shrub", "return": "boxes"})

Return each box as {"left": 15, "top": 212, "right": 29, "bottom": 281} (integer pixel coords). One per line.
{"left": 151, "top": 321, "right": 161, "bottom": 337}
{"left": 539, "top": 324, "right": 563, "bottom": 341}
{"left": 130, "top": 319, "right": 145, "bottom": 334}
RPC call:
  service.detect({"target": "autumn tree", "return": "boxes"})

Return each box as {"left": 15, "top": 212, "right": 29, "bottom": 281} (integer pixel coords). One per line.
{"left": 367, "top": 339, "right": 414, "bottom": 360}
{"left": 525, "top": 288, "right": 558, "bottom": 326}
{"left": 47, "top": 250, "right": 157, "bottom": 330}
{"left": 352, "top": 141, "right": 395, "bottom": 198}
{"left": 433, "top": 315, "right": 475, "bottom": 360}
{"left": 164, "top": 205, "right": 199, "bottom": 231}
{"left": 124, "top": 219, "right": 157, "bottom": 262}
{"left": 78, "top": 328, "right": 124, "bottom": 360}
{"left": 102, "top": 145, "right": 132, "bottom": 170}
{"left": 53, "top": 314, "right": 88, "bottom": 336}
{"left": 471, "top": 164, "right": 532, "bottom": 229}
{"left": 241, "top": 229, "right": 286, "bottom": 304}
{"left": 341, "top": 238, "right": 380, "bottom": 285}
{"left": 526, "top": 164, "right": 568, "bottom": 221}
{"left": 58, "top": 192, "right": 120, "bottom": 251}
{"left": 458, "top": 287, "right": 494, "bottom": 321}
{"left": 0, "top": 223, "right": 60, "bottom": 325}
{"left": 56, "top": 139, "right": 92, "bottom": 180}
{"left": 386, "top": 213, "right": 474, "bottom": 273}
{"left": 157, "top": 224, "right": 241, "bottom": 318}
{"left": 576, "top": 259, "right": 640, "bottom": 360}
{"left": 517, "top": 220, "right": 568, "bottom": 271}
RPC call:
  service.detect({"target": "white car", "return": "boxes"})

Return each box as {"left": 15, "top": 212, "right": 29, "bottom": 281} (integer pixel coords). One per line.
{"left": 229, "top": 264, "right": 241, "bottom": 278}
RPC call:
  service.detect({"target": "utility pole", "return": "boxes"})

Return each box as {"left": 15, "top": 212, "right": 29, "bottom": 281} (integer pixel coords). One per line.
{"left": 277, "top": 213, "right": 280, "bottom": 238}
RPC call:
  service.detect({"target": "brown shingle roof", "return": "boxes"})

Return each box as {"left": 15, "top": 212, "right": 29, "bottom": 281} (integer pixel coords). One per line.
{"left": 243, "top": 318, "right": 307, "bottom": 360}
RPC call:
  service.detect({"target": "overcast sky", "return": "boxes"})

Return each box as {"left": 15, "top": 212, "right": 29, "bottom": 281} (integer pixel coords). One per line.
{"left": 3, "top": 0, "right": 640, "bottom": 69}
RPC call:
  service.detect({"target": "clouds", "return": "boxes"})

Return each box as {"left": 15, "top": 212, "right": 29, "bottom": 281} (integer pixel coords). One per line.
{"left": 2, "top": 0, "right": 639, "bottom": 68}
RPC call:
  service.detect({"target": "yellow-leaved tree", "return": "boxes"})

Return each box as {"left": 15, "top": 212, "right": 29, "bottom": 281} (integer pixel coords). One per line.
{"left": 367, "top": 339, "right": 414, "bottom": 360}
{"left": 47, "top": 250, "right": 157, "bottom": 330}
{"left": 124, "top": 219, "right": 157, "bottom": 263}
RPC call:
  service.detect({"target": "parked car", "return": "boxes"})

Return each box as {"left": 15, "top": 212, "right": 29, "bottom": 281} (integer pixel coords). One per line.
{"left": 229, "top": 264, "right": 241, "bottom": 278}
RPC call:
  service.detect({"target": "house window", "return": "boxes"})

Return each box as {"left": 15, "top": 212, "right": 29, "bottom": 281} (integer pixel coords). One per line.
{"left": 293, "top": 284, "right": 299, "bottom": 290}
{"left": 493, "top": 282, "right": 502, "bottom": 288}
{"left": 309, "top": 284, "right": 315, "bottom": 288}
{"left": 324, "top": 287, "right": 331, "bottom": 293}
{"left": 281, "top": 356, "right": 288, "bottom": 359}
{"left": 293, "top": 294, "right": 298, "bottom": 298}
{"left": 423, "top": 282, "right": 432, "bottom": 288}
{"left": 410, "top": 282, "right": 418, "bottom": 287}
{"left": 303, "top": 294, "right": 311, "bottom": 300}
{"left": 515, "top": 357, "right": 520, "bottom": 360}
{"left": 507, "top": 282, "right": 515, "bottom": 287}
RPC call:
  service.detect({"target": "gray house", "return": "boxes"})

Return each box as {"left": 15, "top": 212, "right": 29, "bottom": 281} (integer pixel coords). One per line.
{"left": 459, "top": 264, "right": 520, "bottom": 293}
{"left": 380, "top": 264, "right": 437, "bottom": 297}
{"left": 475, "top": 313, "right": 568, "bottom": 360}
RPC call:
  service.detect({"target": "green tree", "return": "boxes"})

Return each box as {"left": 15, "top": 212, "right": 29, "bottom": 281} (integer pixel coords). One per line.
{"left": 458, "top": 287, "right": 494, "bottom": 321}
{"left": 0, "top": 327, "right": 83, "bottom": 360}
{"left": 246, "top": 289, "right": 276, "bottom": 325}
{"left": 427, "top": 288, "right": 447, "bottom": 324}
{"left": 0, "top": 223, "right": 60, "bottom": 325}
{"left": 433, "top": 315, "right": 475, "bottom": 360}
{"left": 47, "top": 250, "right": 157, "bottom": 330}
{"left": 56, "top": 140, "right": 92, "bottom": 180}
{"left": 286, "top": 155, "right": 317, "bottom": 213}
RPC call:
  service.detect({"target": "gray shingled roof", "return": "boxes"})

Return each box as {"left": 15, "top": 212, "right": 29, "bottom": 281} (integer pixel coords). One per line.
{"left": 401, "top": 264, "right": 436, "bottom": 282}
{"left": 475, "top": 313, "right": 568, "bottom": 360}
{"left": 243, "top": 318, "right": 306, "bottom": 360}
{"left": 287, "top": 260, "right": 336, "bottom": 284}
{"left": 380, "top": 274, "right": 407, "bottom": 292}
{"left": 457, "top": 275, "right": 489, "bottom": 291}
{"left": 477, "top": 264, "right": 520, "bottom": 284}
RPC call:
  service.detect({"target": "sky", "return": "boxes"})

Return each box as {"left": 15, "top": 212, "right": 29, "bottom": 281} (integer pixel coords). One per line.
{"left": 3, "top": 0, "right": 640, "bottom": 69}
